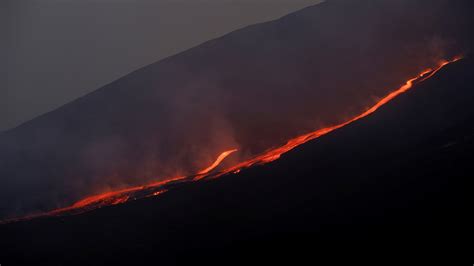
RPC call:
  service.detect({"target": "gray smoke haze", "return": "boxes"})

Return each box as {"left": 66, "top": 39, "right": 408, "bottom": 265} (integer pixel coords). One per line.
{"left": 1, "top": 0, "right": 322, "bottom": 132}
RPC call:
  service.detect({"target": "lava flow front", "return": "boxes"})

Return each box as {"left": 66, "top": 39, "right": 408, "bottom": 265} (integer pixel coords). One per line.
{"left": 2, "top": 56, "right": 462, "bottom": 224}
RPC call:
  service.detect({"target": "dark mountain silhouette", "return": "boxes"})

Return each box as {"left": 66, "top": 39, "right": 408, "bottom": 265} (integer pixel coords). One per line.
{"left": 1, "top": 53, "right": 473, "bottom": 265}
{"left": 1, "top": 0, "right": 473, "bottom": 220}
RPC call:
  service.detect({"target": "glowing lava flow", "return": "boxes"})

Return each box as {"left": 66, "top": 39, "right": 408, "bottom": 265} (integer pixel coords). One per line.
{"left": 1, "top": 56, "right": 462, "bottom": 224}
{"left": 67, "top": 148, "right": 238, "bottom": 211}
{"left": 213, "top": 56, "right": 464, "bottom": 178}
{"left": 196, "top": 149, "right": 238, "bottom": 176}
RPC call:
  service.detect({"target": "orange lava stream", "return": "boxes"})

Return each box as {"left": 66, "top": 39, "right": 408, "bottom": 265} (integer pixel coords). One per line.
{"left": 35, "top": 149, "right": 240, "bottom": 218}
{"left": 196, "top": 149, "right": 238, "bottom": 178}
{"left": 1, "top": 56, "right": 462, "bottom": 224}
{"left": 214, "top": 56, "right": 463, "bottom": 178}
{"left": 63, "top": 148, "right": 239, "bottom": 211}
{"left": 197, "top": 149, "right": 238, "bottom": 175}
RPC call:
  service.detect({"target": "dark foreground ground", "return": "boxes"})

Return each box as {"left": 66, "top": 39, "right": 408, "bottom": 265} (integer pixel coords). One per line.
{"left": 1, "top": 59, "right": 473, "bottom": 265}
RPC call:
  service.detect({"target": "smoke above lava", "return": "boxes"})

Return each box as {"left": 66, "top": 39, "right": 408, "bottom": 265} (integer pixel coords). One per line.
{"left": 0, "top": 0, "right": 473, "bottom": 220}
{"left": 0, "top": 56, "right": 463, "bottom": 224}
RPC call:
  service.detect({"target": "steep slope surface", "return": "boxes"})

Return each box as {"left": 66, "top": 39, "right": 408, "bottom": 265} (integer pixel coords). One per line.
{"left": 1, "top": 55, "right": 472, "bottom": 265}
{"left": 1, "top": 0, "right": 473, "bottom": 219}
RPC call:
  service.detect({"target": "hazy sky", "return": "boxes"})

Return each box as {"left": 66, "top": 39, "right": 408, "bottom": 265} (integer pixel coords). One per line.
{"left": 1, "top": 0, "right": 322, "bottom": 131}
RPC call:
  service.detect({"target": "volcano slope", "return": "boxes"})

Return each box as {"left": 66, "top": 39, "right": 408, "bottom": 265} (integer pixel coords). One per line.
{"left": 1, "top": 0, "right": 473, "bottom": 219}
{"left": 1, "top": 58, "right": 472, "bottom": 264}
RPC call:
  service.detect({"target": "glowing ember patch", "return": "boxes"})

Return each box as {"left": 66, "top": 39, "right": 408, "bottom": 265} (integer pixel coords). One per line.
{"left": 153, "top": 190, "right": 167, "bottom": 196}
{"left": 111, "top": 196, "right": 130, "bottom": 205}
{"left": 72, "top": 188, "right": 139, "bottom": 208}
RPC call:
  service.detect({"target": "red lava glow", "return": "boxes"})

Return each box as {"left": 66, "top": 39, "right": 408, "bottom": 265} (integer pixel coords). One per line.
{"left": 212, "top": 56, "right": 463, "bottom": 178}
{"left": 68, "top": 147, "right": 237, "bottom": 211}
{"left": 197, "top": 149, "right": 238, "bottom": 176}
{"left": 1, "top": 56, "right": 462, "bottom": 224}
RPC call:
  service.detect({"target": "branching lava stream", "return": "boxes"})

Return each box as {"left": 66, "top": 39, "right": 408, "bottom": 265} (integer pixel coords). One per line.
{"left": 2, "top": 56, "right": 462, "bottom": 224}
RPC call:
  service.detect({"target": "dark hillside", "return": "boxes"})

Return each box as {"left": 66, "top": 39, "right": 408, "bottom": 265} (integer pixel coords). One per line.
{"left": 1, "top": 0, "right": 473, "bottom": 219}
{"left": 1, "top": 56, "right": 472, "bottom": 265}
